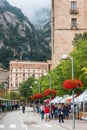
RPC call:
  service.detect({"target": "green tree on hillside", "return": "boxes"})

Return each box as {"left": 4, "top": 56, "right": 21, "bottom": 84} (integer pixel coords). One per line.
{"left": 18, "top": 76, "right": 35, "bottom": 101}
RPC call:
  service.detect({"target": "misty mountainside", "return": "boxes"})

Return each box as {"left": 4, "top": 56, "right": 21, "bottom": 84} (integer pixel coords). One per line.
{"left": 0, "top": 0, "right": 51, "bottom": 69}
{"left": 33, "top": 8, "right": 51, "bottom": 26}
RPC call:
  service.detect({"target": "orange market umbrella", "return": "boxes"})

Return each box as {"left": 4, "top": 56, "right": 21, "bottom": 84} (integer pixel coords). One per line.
{"left": 65, "top": 95, "right": 77, "bottom": 103}
{"left": 66, "top": 98, "right": 71, "bottom": 103}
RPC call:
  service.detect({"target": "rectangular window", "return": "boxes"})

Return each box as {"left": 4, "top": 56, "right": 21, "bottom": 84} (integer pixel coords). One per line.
{"left": 71, "top": 1, "right": 77, "bottom": 10}
{"left": 71, "top": 18, "right": 77, "bottom": 27}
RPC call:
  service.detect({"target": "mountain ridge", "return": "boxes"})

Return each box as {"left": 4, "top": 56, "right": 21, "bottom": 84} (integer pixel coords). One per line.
{"left": 0, "top": 0, "right": 51, "bottom": 69}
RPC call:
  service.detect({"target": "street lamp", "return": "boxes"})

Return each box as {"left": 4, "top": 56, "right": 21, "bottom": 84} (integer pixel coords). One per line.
{"left": 30, "top": 86, "right": 32, "bottom": 89}
{"left": 30, "top": 86, "right": 32, "bottom": 95}
{"left": 35, "top": 81, "right": 41, "bottom": 112}
{"left": 44, "top": 73, "right": 52, "bottom": 119}
{"left": 62, "top": 54, "right": 75, "bottom": 129}
{"left": 4, "top": 82, "right": 8, "bottom": 98}
{"left": 35, "top": 81, "right": 40, "bottom": 93}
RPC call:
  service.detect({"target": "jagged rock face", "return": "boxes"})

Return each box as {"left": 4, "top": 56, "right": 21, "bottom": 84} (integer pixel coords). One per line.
{"left": 0, "top": 10, "right": 34, "bottom": 36}
{"left": 0, "top": 0, "right": 51, "bottom": 69}
{"left": 2, "top": 11, "right": 33, "bottom": 37}
{"left": 3, "top": 11, "right": 18, "bottom": 27}
{"left": 0, "top": 68, "right": 8, "bottom": 83}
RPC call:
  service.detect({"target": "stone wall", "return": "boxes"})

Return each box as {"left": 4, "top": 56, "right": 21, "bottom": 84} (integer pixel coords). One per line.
{"left": 52, "top": 0, "right": 87, "bottom": 69}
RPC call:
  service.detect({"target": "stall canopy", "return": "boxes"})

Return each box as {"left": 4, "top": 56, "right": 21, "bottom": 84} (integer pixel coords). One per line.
{"left": 43, "top": 99, "right": 50, "bottom": 104}
{"left": 74, "top": 89, "right": 87, "bottom": 102}
{"left": 44, "top": 98, "right": 54, "bottom": 104}
{"left": 51, "top": 96, "right": 59, "bottom": 103}
{"left": 53, "top": 97, "right": 63, "bottom": 103}
{"left": 51, "top": 95, "right": 71, "bottom": 104}
{"left": 60, "top": 95, "right": 70, "bottom": 103}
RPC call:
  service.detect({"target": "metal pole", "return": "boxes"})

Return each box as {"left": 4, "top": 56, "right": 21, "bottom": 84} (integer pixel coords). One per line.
{"left": 35, "top": 81, "right": 40, "bottom": 113}
{"left": 4, "top": 83, "right": 7, "bottom": 98}
{"left": 44, "top": 73, "right": 52, "bottom": 118}
{"left": 38, "top": 82, "right": 40, "bottom": 93}
{"left": 38, "top": 82, "right": 40, "bottom": 113}
{"left": 5, "top": 87, "right": 6, "bottom": 98}
{"left": 49, "top": 74, "right": 51, "bottom": 119}
{"left": 71, "top": 57, "right": 75, "bottom": 129}
{"left": 62, "top": 55, "right": 75, "bottom": 129}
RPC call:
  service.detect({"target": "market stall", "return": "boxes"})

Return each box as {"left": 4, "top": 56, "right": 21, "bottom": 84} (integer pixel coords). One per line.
{"left": 74, "top": 89, "right": 87, "bottom": 120}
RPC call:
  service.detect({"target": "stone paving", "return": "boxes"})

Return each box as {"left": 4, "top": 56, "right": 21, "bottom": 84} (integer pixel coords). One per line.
{"left": 23, "top": 107, "right": 87, "bottom": 130}
{"left": 0, "top": 107, "right": 87, "bottom": 130}
{"left": 60, "top": 119, "right": 87, "bottom": 130}
{"left": 0, "top": 112, "right": 6, "bottom": 119}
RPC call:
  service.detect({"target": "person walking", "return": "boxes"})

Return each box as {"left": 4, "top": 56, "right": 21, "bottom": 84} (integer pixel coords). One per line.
{"left": 41, "top": 108, "right": 45, "bottom": 120}
{"left": 63, "top": 105, "right": 69, "bottom": 119}
{"left": 58, "top": 106, "right": 64, "bottom": 123}
{"left": 44, "top": 105, "right": 50, "bottom": 121}
{"left": 40, "top": 104, "right": 45, "bottom": 120}
{"left": 22, "top": 104, "right": 25, "bottom": 113}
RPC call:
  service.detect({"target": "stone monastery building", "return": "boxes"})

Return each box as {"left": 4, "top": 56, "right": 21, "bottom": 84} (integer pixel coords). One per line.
{"left": 52, "top": 0, "right": 87, "bottom": 69}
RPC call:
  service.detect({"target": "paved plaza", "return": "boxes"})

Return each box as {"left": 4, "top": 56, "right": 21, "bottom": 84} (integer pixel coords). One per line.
{"left": 0, "top": 107, "right": 87, "bottom": 130}
{"left": 20, "top": 107, "right": 87, "bottom": 130}
{"left": 60, "top": 119, "right": 87, "bottom": 130}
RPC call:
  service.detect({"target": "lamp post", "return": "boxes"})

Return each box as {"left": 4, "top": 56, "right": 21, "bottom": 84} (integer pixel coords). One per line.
{"left": 30, "top": 86, "right": 32, "bottom": 95}
{"left": 38, "top": 82, "right": 40, "bottom": 109}
{"left": 48, "top": 74, "right": 51, "bottom": 118}
{"left": 71, "top": 57, "right": 75, "bottom": 130}
{"left": 44, "top": 73, "right": 52, "bottom": 119}
{"left": 62, "top": 54, "right": 75, "bottom": 129}
{"left": 35, "top": 81, "right": 41, "bottom": 112}
{"left": 49, "top": 74, "right": 52, "bottom": 119}
{"left": 4, "top": 82, "right": 8, "bottom": 98}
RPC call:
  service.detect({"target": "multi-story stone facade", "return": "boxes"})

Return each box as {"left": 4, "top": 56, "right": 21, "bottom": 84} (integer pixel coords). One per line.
{"left": 52, "top": 0, "right": 87, "bottom": 69}
{"left": 9, "top": 60, "right": 48, "bottom": 93}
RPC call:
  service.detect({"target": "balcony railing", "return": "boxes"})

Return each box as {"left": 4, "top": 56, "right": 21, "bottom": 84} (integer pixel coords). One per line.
{"left": 70, "top": 25, "right": 78, "bottom": 30}
{"left": 70, "top": 8, "right": 79, "bottom": 14}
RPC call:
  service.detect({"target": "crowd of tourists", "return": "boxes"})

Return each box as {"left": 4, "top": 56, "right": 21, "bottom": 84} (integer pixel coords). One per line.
{"left": 33, "top": 103, "right": 71, "bottom": 123}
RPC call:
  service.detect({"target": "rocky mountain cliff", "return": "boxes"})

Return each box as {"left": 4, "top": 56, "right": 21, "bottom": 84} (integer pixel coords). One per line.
{"left": 0, "top": 0, "right": 51, "bottom": 69}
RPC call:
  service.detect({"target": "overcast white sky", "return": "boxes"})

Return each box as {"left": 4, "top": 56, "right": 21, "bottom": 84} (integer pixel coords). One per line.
{"left": 7, "top": 0, "right": 51, "bottom": 24}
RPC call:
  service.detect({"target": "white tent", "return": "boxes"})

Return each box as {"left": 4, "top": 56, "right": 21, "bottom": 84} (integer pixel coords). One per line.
{"left": 54, "top": 97, "right": 63, "bottom": 103}
{"left": 51, "top": 96, "right": 59, "bottom": 103}
{"left": 74, "top": 89, "right": 87, "bottom": 120}
{"left": 60, "top": 95, "right": 70, "bottom": 103}
{"left": 74, "top": 89, "right": 87, "bottom": 102}
{"left": 51, "top": 95, "right": 71, "bottom": 104}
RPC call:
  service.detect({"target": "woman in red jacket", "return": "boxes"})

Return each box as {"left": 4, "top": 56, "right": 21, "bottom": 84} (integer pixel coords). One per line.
{"left": 44, "top": 105, "right": 50, "bottom": 121}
